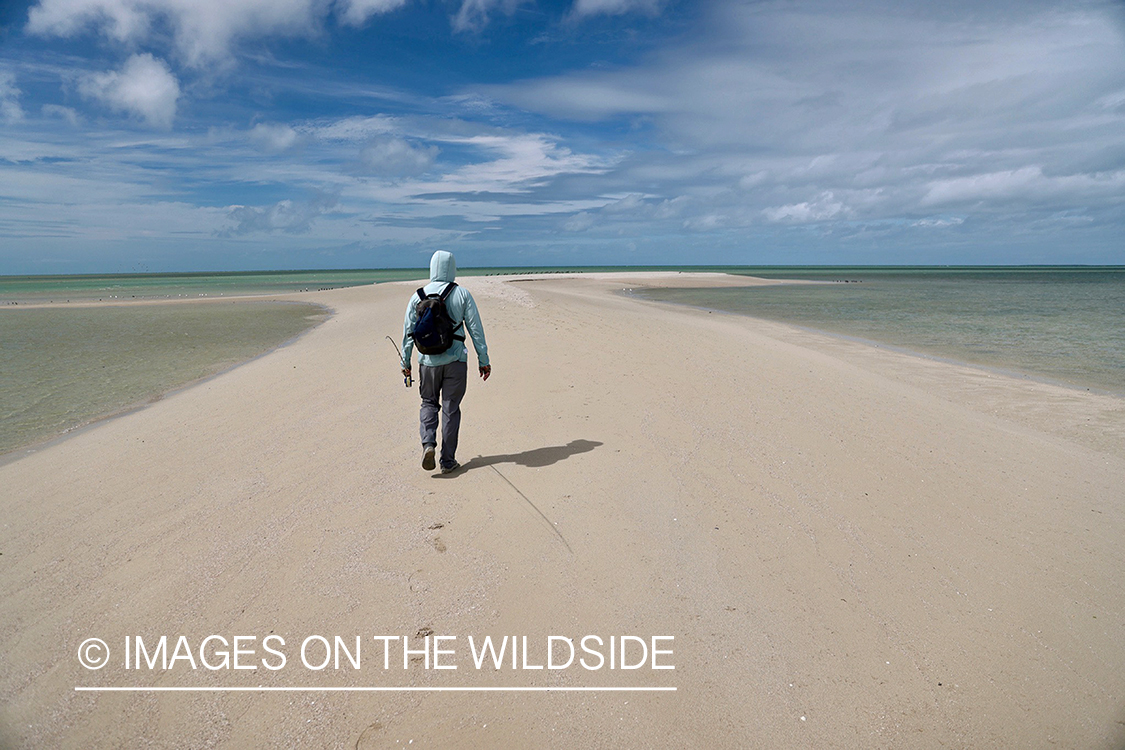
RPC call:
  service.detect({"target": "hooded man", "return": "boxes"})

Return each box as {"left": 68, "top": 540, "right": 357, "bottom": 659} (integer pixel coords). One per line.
{"left": 400, "top": 251, "right": 491, "bottom": 474}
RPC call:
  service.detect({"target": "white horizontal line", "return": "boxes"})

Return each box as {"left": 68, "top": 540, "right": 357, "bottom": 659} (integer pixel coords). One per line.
{"left": 75, "top": 686, "right": 676, "bottom": 692}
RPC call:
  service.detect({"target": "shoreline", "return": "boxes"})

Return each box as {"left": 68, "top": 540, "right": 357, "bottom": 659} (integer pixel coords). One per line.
{"left": 7, "top": 271, "right": 1122, "bottom": 460}
{"left": 8, "top": 266, "right": 1121, "bottom": 398}
{"left": 6, "top": 263, "right": 1117, "bottom": 305}
{"left": 536, "top": 273, "right": 1125, "bottom": 457}
{"left": 0, "top": 293, "right": 342, "bottom": 310}
{"left": 7, "top": 270, "right": 1121, "bottom": 458}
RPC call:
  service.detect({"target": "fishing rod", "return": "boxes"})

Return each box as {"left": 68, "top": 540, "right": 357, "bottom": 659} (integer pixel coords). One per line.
{"left": 385, "top": 336, "right": 412, "bottom": 387}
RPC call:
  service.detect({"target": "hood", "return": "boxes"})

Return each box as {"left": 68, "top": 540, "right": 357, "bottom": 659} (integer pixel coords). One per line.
{"left": 429, "top": 250, "right": 456, "bottom": 283}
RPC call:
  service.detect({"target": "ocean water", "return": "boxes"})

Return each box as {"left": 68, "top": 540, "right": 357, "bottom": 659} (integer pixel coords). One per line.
{"left": 0, "top": 269, "right": 422, "bottom": 302}
{"left": 0, "top": 266, "right": 646, "bottom": 302}
{"left": 0, "top": 266, "right": 608, "bottom": 454}
{"left": 4, "top": 266, "right": 1121, "bottom": 455}
{"left": 635, "top": 267, "right": 1125, "bottom": 395}
{"left": 0, "top": 301, "right": 326, "bottom": 455}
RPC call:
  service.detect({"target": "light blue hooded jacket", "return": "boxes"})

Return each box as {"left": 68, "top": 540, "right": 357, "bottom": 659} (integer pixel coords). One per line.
{"left": 401, "top": 251, "right": 490, "bottom": 369}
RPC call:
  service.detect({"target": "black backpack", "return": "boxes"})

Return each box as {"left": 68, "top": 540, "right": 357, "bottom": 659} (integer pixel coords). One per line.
{"left": 410, "top": 282, "right": 465, "bottom": 355}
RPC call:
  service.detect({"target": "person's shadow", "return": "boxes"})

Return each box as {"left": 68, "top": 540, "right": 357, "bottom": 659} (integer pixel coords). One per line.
{"left": 457, "top": 439, "right": 602, "bottom": 472}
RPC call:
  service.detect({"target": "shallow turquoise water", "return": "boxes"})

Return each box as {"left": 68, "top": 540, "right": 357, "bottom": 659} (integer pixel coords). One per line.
{"left": 635, "top": 268, "right": 1125, "bottom": 395}
{"left": 0, "top": 269, "right": 420, "bottom": 302}
{"left": 3, "top": 266, "right": 1121, "bottom": 455}
{"left": 0, "top": 301, "right": 326, "bottom": 455}
{"left": 0, "top": 266, "right": 679, "bottom": 302}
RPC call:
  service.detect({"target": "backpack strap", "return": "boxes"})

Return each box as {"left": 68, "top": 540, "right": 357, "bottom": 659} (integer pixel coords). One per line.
{"left": 417, "top": 283, "right": 458, "bottom": 302}
{"left": 440, "top": 283, "right": 466, "bottom": 339}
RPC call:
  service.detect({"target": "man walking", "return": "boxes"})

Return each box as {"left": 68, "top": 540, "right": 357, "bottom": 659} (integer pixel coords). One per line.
{"left": 401, "top": 250, "right": 491, "bottom": 474}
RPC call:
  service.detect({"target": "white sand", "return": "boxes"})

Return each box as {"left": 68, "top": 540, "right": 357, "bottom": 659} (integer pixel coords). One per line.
{"left": 1, "top": 273, "right": 1122, "bottom": 748}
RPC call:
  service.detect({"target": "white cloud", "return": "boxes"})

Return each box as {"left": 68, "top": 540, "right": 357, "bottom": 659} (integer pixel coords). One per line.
{"left": 249, "top": 122, "right": 302, "bottom": 151}
{"left": 738, "top": 171, "right": 768, "bottom": 190}
{"left": 571, "top": 0, "right": 661, "bottom": 18}
{"left": 921, "top": 167, "right": 1125, "bottom": 206}
{"left": 24, "top": 0, "right": 540, "bottom": 62}
{"left": 913, "top": 216, "right": 964, "bottom": 228}
{"left": 763, "top": 192, "right": 847, "bottom": 223}
{"left": 10, "top": 0, "right": 1124, "bottom": 267}
{"left": 42, "top": 104, "right": 81, "bottom": 125}
{"left": 223, "top": 194, "right": 338, "bottom": 235}
{"left": 0, "top": 108, "right": 609, "bottom": 243}
{"left": 337, "top": 0, "right": 407, "bottom": 27}
{"left": 434, "top": 133, "right": 606, "bottom": 192}
{"left": 27, "top": 0, "right": 382, "bottom": 67}
{"left": 453, "top": 0, "right": 528, "bottom": 33}
{"left": 602, "top": 193, "right": 646, "bottom": 213}
{"left": 921, "top": 167, "right": 1045, "bottom": 206}
{"left": 312, "top": 115, "right": 396, "bottom": 143}
{"left": 27, "top": 0, "right": 152, "bottom": 41}
{"left": 486, "top": 1, "right": 1125, "bottom": 231}
{"left": 0, "top": 70, "right": 25, "bottom": 124}
{"left": 359, "top": 136, "right": 438, "bottom": 177}
{"left": 80, "top": 54, "right": 180, "bottom": 129}
{"left": 683, "top": 212, "right": 724, "bottom": 231}
{"left": 562, "top": 211, "right": 595, "bottom": 231}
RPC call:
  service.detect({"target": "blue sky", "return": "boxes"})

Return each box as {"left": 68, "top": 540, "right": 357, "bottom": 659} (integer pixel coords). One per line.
{"left": 1, "top": 0, "right": 1123, "bottom": 272}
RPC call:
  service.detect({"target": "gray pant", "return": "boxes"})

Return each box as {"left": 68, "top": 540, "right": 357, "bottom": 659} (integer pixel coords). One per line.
{"left": 418, "top": 360, "right": 468, "bottom": 469}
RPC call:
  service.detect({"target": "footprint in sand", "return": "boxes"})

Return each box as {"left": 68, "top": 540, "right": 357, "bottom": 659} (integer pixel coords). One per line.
{"left": 355, "top": 721, "right": 384, "bottom": 749}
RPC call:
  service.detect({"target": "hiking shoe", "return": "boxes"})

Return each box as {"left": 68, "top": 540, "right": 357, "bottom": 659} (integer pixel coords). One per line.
{"left": 440, "top": 461, "right": 461, "bottom": 475}
{"left": 422, "top": 445, "right": 436, "bottom": 471}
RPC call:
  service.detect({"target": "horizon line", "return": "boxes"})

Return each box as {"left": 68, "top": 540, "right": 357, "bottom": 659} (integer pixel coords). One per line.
{"left": 7, "top": 263, "right": 1125, "bottom": 280}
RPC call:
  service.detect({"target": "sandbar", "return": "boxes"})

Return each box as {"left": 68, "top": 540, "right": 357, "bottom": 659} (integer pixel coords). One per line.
{"left": 1, "top": 273, "right": 1122, "bottom": 748}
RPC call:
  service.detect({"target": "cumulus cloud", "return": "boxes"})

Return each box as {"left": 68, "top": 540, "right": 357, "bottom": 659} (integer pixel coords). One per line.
{"left": 27, "top": 0, "right": 150, "bottom": 41}
{"left": 24, "top": 0, "right": 543, "bottom": 58}
{"left": 223, "top": 194, "right": 338, "bottom": 235}
{"left": 27, "top": 0, "right": 403, "bottom": 67}
{"left": 80, "top": 53, "right": 180, "bottom": 128}
{"left": 562, "top": 211, "right": 595, "bottom": 231}
{"left": 249, "top": 122, "right": 302, "bottom": 152}
{"left": 359, "top": 136, "right": 438, "bottom": 177}
{"left": 1, "top": 70, "right": 25, "bottom": 124}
